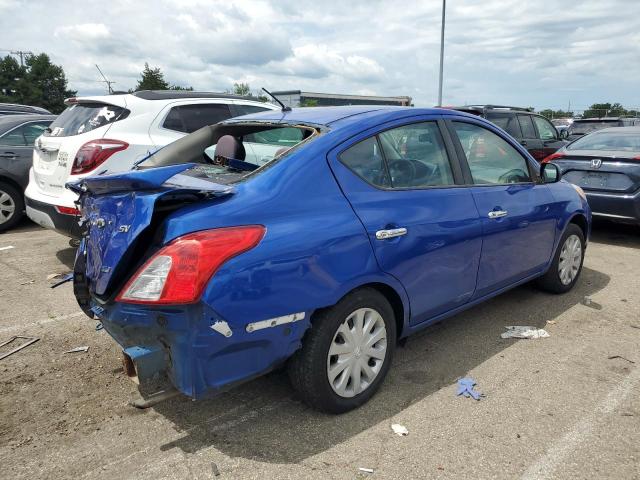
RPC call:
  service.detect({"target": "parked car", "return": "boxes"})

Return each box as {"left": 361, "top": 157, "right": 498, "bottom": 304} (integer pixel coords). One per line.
{"left": 70, "top": 106, "right": 591, "bottom": 413}
{"left": 450, "top": 105, "right": 568, "bottom": 162}
{"left": 0, "top": 114, "right": 55, "bottom": 231}
{"left": 25, "top": 90, "right": 279, "bottom": 237}
{"left": 544, "top": 126, "right": 640, "bottom": 225}
{"left": 565, "top": 117, "right": 640, "bottom": 142}
{"left": 0, "top": 103, "right": 52, "bottom": 116}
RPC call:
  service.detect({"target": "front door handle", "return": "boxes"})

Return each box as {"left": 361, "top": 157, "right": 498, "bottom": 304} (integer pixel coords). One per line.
{"left": 488, "top": 210, "right": 508, "bottom": 219}
{"left": 375, "top": 227, "right": 407, "bottom": 240}
{"left": 0, "top": 152, "right": 17, "bottom": 159}
{"left": 520, "top": 140, "right": 528, "bottom": 146}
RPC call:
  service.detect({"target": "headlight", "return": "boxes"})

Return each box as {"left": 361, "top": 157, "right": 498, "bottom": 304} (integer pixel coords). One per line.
{"left": 572, "top": 184, "right": 587, "bottom": 201}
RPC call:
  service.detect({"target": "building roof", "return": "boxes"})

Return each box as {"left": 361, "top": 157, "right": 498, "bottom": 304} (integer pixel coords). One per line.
{"left": 272, "top": 90, "right": 412, "bottom": 103}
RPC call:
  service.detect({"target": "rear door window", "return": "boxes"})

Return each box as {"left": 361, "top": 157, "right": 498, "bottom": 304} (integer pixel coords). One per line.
{"left": 162, "top": 104, "right": 232, "bottom": 133}
{"left": 378, "top": 122, "right": 455, "bottom": 188}
{"left": 339, "top": 136, "right": 391, "bottom": 188}
{"left": 0, "top": 121, "right": 51, "bottom": 146}
{"left": 485, "top": 113, "right": 521, "bottom": 138}
{"left": 532, "top": 116, "right": 557, "bottom": 140}
{"left": 517, "top": 114, "right": 537, "bottom": 139}
{"left": 45, "top": 103, "right": 129, "bottom": 137}
{"left": 234, "top": 104, "right": 272, "bottom": 116}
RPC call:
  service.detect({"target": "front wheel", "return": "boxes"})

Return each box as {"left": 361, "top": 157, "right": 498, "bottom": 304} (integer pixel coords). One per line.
{"left": 536, "top": 223, "right": 585, "bottom": 294}
{"left": 288, "top": 288, "right": 396, "bottom": 413}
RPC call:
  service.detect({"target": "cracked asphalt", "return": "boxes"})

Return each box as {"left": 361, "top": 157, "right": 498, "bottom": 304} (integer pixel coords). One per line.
{"left": 0, "top": 219, "right": 638, "bottom": 479}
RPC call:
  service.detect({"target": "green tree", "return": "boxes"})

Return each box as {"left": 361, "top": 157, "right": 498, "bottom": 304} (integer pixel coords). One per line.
{"left": 300, "top": 99, "right": 318, "bottom": 107}
{"left": 233, "top": 82, "right": 251, "bottom": 96}
{"left": 135, "top": 63, "right": 169, "bottom": 91}
{"left": 539, "top": 109, "right": 574, "bottom": 119}
{"left": 169, "top": 84, "right": 193, "bottom": 91}
{"left": 582, "top": 102, "right": 629, "bottom": 118}
{"left": 0, "top": 53, "right": 75, "bottom": 114}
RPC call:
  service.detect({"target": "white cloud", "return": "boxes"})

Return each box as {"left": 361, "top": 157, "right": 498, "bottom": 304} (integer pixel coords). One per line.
{"left": 1, "top": 0, "right": 638, "bottom": 111}
{"left": 55, "top": 23, "right": 111, "bottom": 41}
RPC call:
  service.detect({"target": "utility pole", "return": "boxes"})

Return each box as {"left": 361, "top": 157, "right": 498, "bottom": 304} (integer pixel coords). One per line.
{"left": 95, "top": 64, "right": 115, "bottom": 94}
{"left": 10, "top": 50, "right": 33, "bottom": 67}
{"left": 437, "top": 0, "right": 446, "bottom": 106}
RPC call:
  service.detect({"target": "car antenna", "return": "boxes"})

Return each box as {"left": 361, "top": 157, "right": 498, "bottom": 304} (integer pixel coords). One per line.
{"left": 262, "top": 88, "right": 291, "bottom": 112}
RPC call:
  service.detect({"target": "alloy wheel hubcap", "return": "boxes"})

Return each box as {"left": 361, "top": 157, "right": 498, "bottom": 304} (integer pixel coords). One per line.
{"left": 558, "top": 234, "right": 582, "bottom": 285}
{"left": 0, "top": 190, "right": 15, "bottom": 225}
{"left": 327, "top": 307, "right": 387, "bottom": 398}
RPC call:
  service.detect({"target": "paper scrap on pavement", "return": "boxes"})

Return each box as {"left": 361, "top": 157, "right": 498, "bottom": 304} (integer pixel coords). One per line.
{"left": 0, "top": 245, "right": 14, "bottom": 251}
{"left": 391, "top": 424, "right": 409, "bottom": 436}
{"left": 64, "top": 346, "right": 89, "bottom": 353}
{"left": 501, "top": 326, "right": 550, "bottom": 339}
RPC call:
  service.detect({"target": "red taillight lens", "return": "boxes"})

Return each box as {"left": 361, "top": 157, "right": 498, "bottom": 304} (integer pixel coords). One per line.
{"left": 71, "top": 139, "right": 128, "bottom": 175}
{"left": 116, "top": 226, "right": 265, "bottom": 304}
{"left": 54, "top": 205, "right": 80, "bottom": 216}
{"left": 541, "top": 152, "right": 565, "bottom": 164}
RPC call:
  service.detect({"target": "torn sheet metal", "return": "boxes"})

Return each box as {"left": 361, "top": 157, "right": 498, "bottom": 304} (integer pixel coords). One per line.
{"left": 501, "top": 326, "right": 550, "bottom": 339}
{"left": 0, "top": 336, "right": 39, "bottom": 360}
{"left": 246, "top": 312, "right": 305, "bottom": 333}
{"left": 211, "top": 320, "right": 232, "bottom": 337}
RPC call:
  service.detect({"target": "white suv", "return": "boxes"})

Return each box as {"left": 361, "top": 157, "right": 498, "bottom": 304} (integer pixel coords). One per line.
{"left": 25, "top": 90, "right": 278, "bottom": 237}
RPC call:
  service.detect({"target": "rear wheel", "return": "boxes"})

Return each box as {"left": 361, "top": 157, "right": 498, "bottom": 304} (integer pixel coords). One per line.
{"left": 0, "top": 181, "right": 24, "bottom": 233}
{"left": 536, "top": 223, "right": 585, "bottom": 293}
{"left": 288, "top": 288, "right": 396, "bottom": 413}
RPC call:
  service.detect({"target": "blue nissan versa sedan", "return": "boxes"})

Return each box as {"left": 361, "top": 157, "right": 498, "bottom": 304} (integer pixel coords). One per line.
{"left": 70, "top": 106, "right": 591, "bottom": 413}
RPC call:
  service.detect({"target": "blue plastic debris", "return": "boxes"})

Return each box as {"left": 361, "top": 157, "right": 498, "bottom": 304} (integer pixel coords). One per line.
{"left": 456, "top": 377, "right": 482, "bottom": 400}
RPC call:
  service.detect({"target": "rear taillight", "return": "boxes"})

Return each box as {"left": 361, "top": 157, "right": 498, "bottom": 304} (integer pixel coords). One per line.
{"left": 116, "top": 226, "right": 265, "bottom": 304}
{"left": 54, "top": 205, "right": 80, "bottom": 216}
{"left": 71, "top": 139, "right": 128, "bottom": 175}
{"left": 541, "top": 152, "right": 565, "bottom": 163}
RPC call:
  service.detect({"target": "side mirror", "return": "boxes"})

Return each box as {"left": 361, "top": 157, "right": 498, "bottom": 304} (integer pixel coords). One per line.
{"left": 560, "top": 130, "right": 569, "bottom": 139}
{"left": 540, "top": 162, "right": 561, "bottom": 183}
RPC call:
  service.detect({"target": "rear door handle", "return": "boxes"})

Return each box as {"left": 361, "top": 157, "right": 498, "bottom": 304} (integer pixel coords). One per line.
{"left": 375, "top": 227, "right": 407, "bottom": 240}
{"left": 488, "top": 210, "right": 508, "bottom": 219}
{"left": 0, "top": 152, "right": 17, "bottom": 159}
{"left": 520, "top": 140, "right": 528, "bottom": 146}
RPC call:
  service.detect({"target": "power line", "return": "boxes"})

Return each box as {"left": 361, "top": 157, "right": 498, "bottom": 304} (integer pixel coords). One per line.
{"left": 0, "top": 49, "right": 33, "bottom": 66}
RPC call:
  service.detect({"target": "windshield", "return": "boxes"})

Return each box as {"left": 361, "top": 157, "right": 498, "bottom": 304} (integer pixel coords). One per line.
{"left": 568, "top": 121, "right": 617, "bottom": 135}
{"left": 568, "top": 131, "right": 640, "bottom": 152}
{"left": 45, "top": 102, "right": 129, "bottom": 137}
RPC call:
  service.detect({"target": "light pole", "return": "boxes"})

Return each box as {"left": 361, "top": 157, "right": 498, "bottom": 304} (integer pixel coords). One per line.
{"left": 437, "top": 0, "right": 446, "bottom": 106}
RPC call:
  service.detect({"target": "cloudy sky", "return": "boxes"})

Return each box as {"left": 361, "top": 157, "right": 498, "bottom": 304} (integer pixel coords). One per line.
{"left": 1, "top": 0, "right": 639, "bottom": 111}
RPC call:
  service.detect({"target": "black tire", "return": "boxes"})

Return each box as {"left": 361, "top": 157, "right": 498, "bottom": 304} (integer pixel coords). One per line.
{"left": 288, "top": 287, "right": 396, "bottom": 413}
{"left": 0, "top": 181, "right": 24, "bottom": 233}
{"left": 536, "top": 223, "right": 585, "bottom": 294}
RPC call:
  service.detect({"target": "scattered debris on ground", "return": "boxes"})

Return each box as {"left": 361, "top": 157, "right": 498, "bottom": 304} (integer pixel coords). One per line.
{"left": 0, "top": 245, "right": 14, "bottom": 251}
{"left": 0, "top": 335, "right": 39, "bottom": 360}
{"left": 607, "top": 355, "right": 635, "bottom": 364}
{"left": 211, "top": 463, "right": 220, "bottom": 476}
{"left": 391, "top": 424, "right": 409, "bottom": 436}
{"left": 64, "top": 346, "right": 89, "bottom": 354}
{"left": 19, "top": 280, "right": 35, "bottom": 285}
{"left": 501, "top": 326, "right": 550, "bottom": 339}
{"left": 581, "top": 296, "right": 603, "bottom": 310}
{"left": 546, "top": 320, "right": 557, "bottom": 325}
{"left": 456, "top": 377, "right": 483, "bottom": 400}
{"left": 358, "top": 467, "right": 374, "bottom": 474}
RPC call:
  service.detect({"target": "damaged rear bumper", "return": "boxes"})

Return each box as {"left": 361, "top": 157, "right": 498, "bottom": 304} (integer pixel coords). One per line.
{"left": 91, "top": 300, "right": 310, "bottom": 399}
